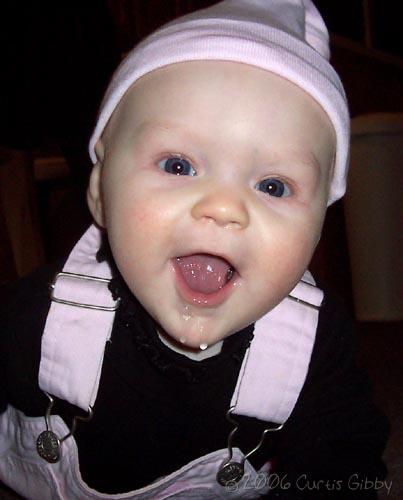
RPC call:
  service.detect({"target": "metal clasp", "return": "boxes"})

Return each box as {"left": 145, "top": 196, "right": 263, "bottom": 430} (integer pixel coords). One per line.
{"left": 50, "top": 271, "right": 120, "bottom": 311}
{"left": 216, "top": 406, "right": 283, "bottom": 486}
{"left": 36, "top": 392, "right": 93, "bottom": 463}
{"left": 287, "top": 278, "right": 321, "bottom": 311}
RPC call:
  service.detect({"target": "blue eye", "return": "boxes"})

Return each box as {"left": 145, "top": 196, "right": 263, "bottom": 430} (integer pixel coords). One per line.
{"left": 256, "top": 178, "right": 290, "bottom": 197}
{"left": 158, "top": 157, "right": 196, "bottom": 176}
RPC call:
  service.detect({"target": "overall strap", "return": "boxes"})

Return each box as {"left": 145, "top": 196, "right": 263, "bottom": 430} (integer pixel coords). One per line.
{"left": 38, "top": 225, "right": 119, "bottom": 410}
{"left": 231, "top": 273, "right": 323, "bottom": 424}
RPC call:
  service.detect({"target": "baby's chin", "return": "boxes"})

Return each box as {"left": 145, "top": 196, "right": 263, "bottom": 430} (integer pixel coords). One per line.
{"left": 156, "top": 313, "right": 237, "bottom": 351}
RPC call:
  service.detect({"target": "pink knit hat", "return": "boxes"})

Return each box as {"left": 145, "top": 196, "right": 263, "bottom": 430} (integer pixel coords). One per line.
{"left": 89, "top": 0, "right": 349, "bottom": 204}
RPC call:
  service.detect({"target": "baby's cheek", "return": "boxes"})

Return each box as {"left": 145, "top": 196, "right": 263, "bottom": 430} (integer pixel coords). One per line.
{"left": 286, "top": 228, "right": 319, "bottom": 272}
{"left": 107, "top": 190, "right": 151, "bottom": 233}
{"left": 257, "top": 224, "right": 318, "bottom": 286}
{"left": 108, "top": 196, "right": 174, "bottom": 276}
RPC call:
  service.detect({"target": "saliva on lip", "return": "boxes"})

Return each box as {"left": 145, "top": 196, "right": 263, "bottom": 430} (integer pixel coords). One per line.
{"left": 182, "top": 304, "right": 192, "bottom": 321}
{"left": 192, "top": 297, "right": 209, "bottom": 305}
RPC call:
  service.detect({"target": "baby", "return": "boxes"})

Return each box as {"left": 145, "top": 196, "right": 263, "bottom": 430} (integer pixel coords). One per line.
{"left": 0, "top": 1, "right": 389, "bottom": 499}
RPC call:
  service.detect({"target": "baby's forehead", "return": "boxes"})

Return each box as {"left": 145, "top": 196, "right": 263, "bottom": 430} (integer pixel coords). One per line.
{"left": 108, "top": 61, "right": 335, "bottom": 134}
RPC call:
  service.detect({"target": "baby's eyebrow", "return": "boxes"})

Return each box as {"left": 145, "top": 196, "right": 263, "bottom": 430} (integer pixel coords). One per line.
{"left": 132, "top": 119, "right": 204, "bottom": 148}
{"left": 259, "top": 148, "right": 322, "bottom": 173}
{"left": 289, "top": 150, "right": 321, "bottom": 171}
{"left": 134, "top": 120, "right": 184, "bottom": 136}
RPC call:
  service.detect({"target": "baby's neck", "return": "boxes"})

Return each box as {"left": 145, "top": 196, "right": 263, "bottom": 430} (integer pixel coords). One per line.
{"left": 157, "top": 329, "right": 223, "bottom": 361}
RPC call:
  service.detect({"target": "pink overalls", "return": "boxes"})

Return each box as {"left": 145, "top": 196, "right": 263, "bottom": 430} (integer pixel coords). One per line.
{"left": 0, "top": 225, "right": 323, "bottom": 499}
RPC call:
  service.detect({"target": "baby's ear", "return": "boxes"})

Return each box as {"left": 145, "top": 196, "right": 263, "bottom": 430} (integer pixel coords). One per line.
{"left": 87, "top": 139, "right": 106, "bottom": 227}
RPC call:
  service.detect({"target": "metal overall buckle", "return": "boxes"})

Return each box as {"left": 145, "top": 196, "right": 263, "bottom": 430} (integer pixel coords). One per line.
{"left": 50, "top": 271, "right": 121, "bottom": 311}
{"left": 287, "top": 278, "right": 321, "bottom": 311}
{"left": 36, "top": 392, "right": 93, "bottom": 463}
{"left": 216, "top": 406, "right": 283, "bottom": 487}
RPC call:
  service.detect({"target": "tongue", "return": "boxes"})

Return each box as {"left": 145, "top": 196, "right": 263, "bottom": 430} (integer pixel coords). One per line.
{"left": 176, "top": 254, "right": 232, "bottom": 294}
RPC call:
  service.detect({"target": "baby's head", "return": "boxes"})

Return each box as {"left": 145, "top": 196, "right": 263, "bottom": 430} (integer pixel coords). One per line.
{"left": 87, "top": 0, "right": 349, "bottom": 350}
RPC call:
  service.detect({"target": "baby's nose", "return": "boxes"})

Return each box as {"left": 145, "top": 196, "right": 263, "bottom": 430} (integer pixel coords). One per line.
{"left": 191, "top": 189, "right": 249, "bottom": 229}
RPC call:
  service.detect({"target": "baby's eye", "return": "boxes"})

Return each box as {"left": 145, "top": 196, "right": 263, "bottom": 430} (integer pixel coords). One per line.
{"left": 158, "top": 156, "right": 196, "bottom": 176}
{"left": 256, "top": 178, "right": 290, "bottom": 197}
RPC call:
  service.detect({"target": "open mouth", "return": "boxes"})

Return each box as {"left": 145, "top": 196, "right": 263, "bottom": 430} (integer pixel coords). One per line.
{"left": 173, "top": 253, "right": 238, "bottom": 306}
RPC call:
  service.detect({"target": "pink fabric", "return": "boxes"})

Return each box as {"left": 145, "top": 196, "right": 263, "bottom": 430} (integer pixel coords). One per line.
{"left": 88, "top": 0, "right": 349, "bottom": 204}
{"left": 232, "top": 273, "right": 323, "bottom": 423}
{"left": 38, "top": 225, "right": 118, "bottom": 410}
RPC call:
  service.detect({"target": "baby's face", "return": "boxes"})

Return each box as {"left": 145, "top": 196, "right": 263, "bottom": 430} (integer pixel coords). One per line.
{"left": 88, "top": 61, "right": 335, "bottom": 349}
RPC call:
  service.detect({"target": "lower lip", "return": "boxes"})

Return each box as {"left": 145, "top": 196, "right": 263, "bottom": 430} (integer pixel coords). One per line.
{"left": 171, "top": 259, "right": 238, "bottom": 307}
